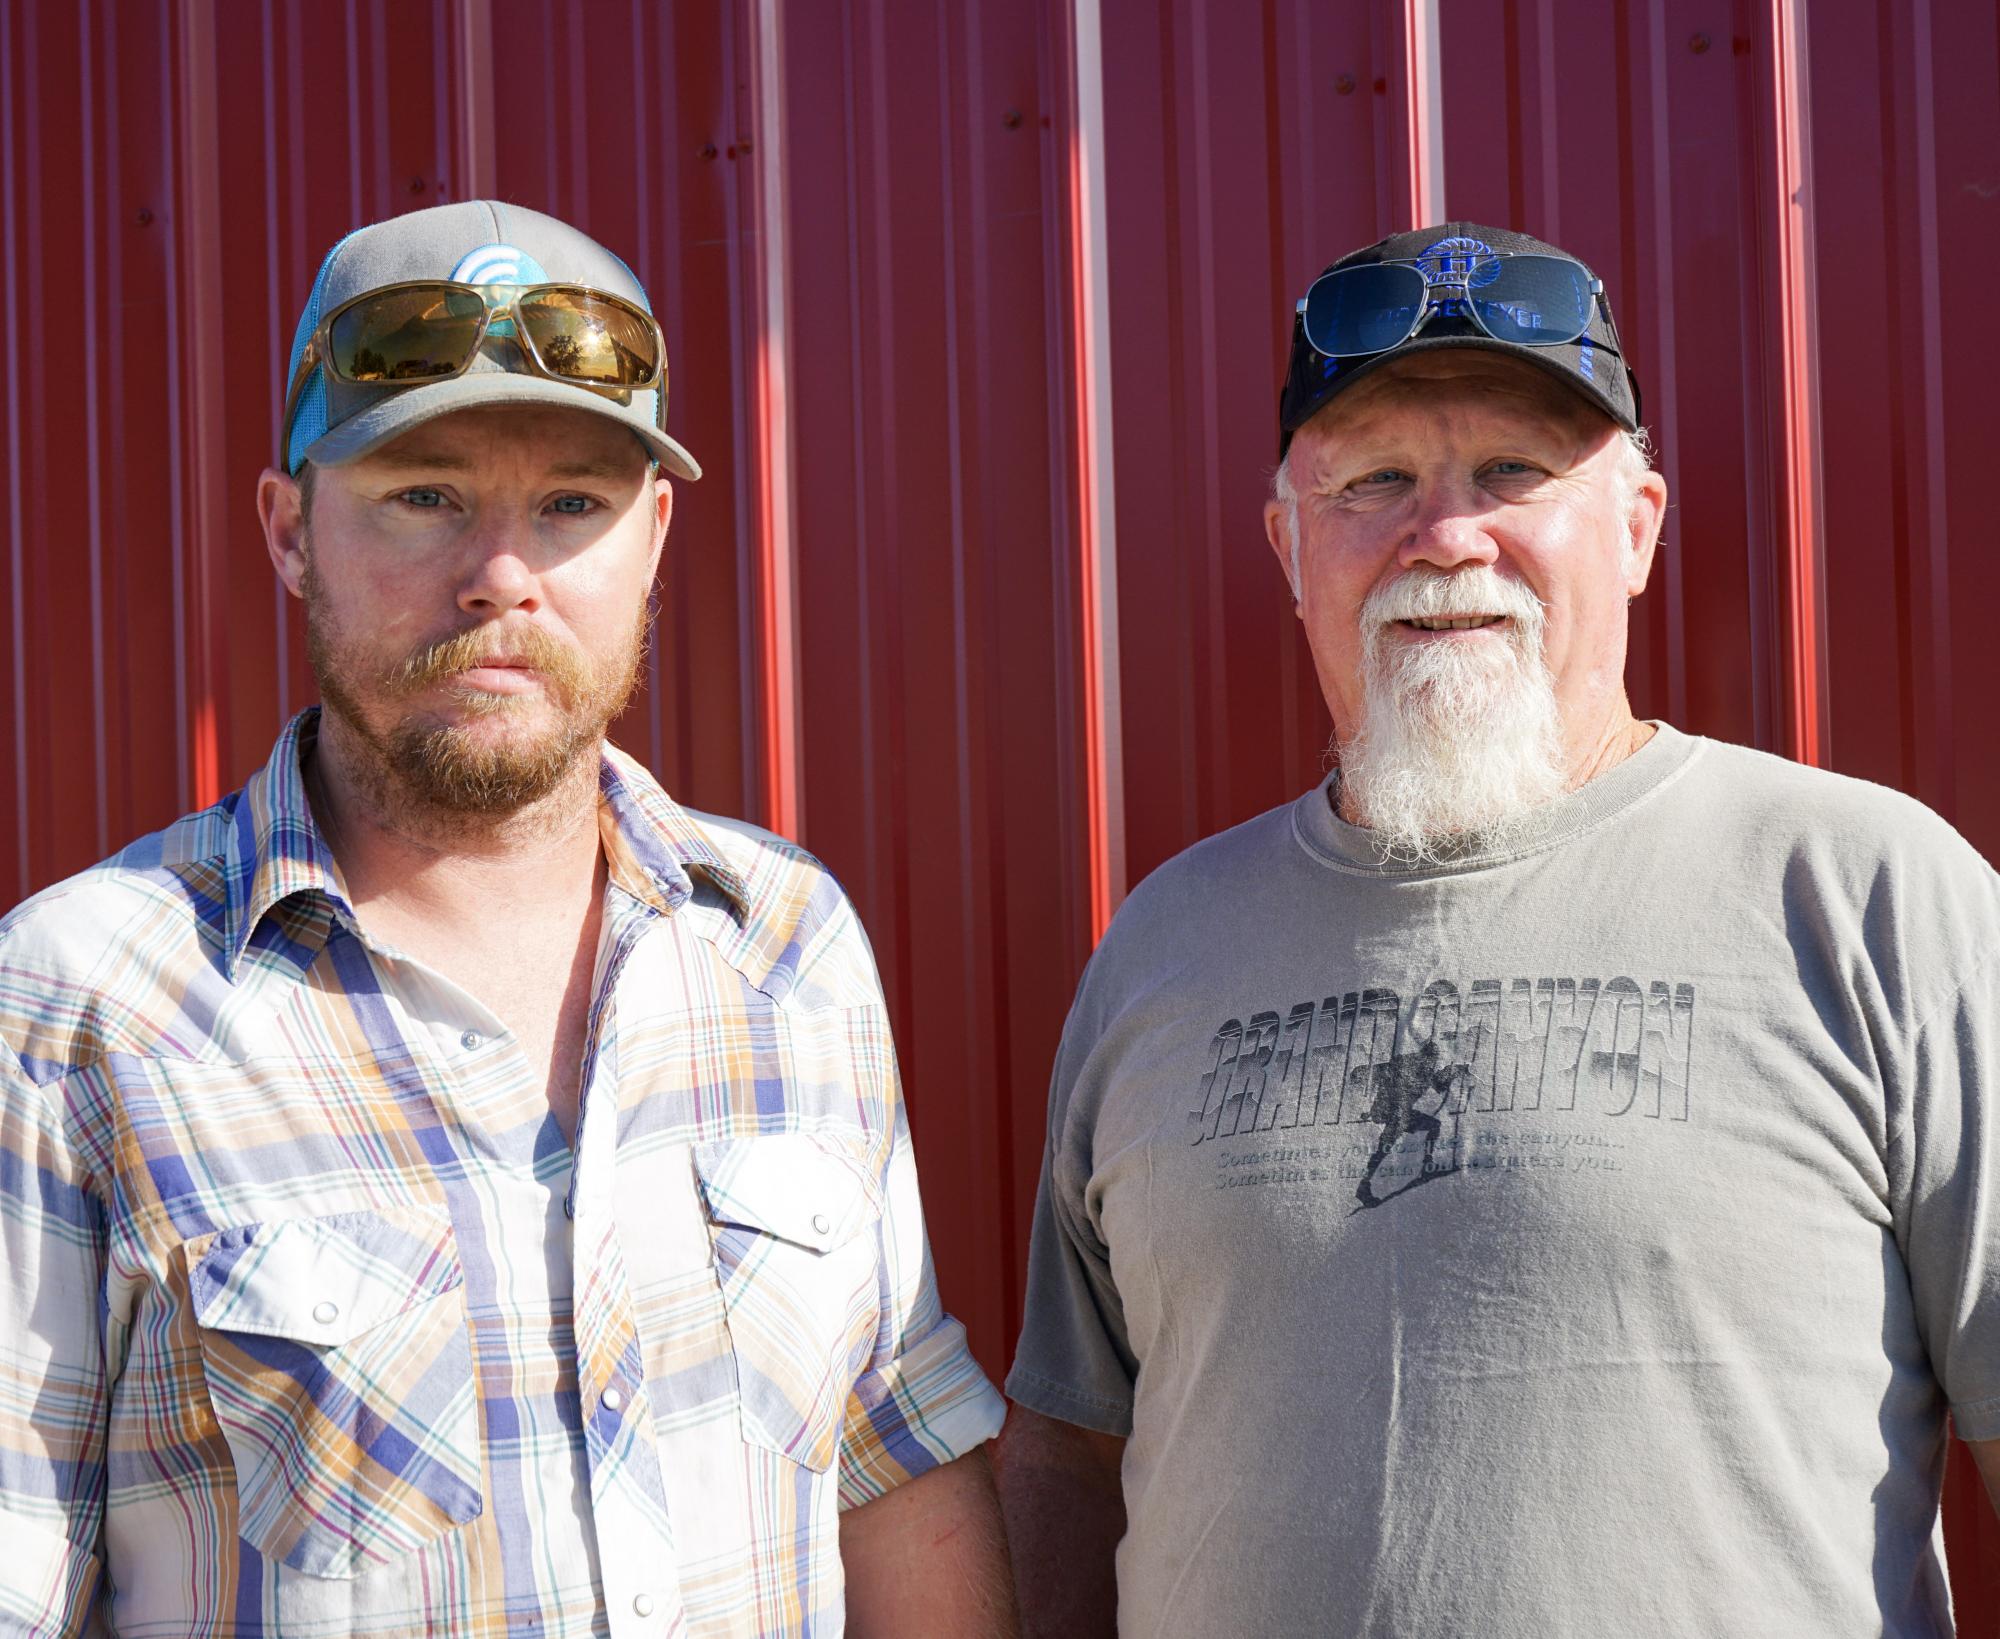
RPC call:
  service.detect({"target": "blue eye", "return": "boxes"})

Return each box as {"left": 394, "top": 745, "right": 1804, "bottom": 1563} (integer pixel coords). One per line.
{"left": 551, "top": 495, "right": 594, "bottom": 515}
{"left": 400, "top": 488, "right": 444, "bottom": 508}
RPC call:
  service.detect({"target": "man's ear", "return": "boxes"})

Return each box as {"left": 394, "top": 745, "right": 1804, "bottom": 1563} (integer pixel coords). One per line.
{"left": 649, "top": 471, "right": 674, "bottom": 579}
{"left": 1624, "top": 469, "right": 1668, "bottom": 597}
{"left": 258, "top": 467, "right": 310, "bottom": 598}
{"left": 1264, "top": 498, "right": 1301, "bottom": 605}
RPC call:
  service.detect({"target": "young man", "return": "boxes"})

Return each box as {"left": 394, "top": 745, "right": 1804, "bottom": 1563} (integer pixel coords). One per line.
{"left": 0, "top": 200, "right": 1014, "bottom": 1637}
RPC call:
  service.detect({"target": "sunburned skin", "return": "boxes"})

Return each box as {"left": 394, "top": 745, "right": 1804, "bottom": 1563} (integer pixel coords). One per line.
{"left": 1266, "top": 351, "right": 1668, "bottom": 819}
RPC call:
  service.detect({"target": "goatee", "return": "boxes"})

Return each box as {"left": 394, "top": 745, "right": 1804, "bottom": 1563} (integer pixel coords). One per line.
{"left": 1337, "top": 566, "right": 1568, "bottom": 864}
{"left": 303, "top": 563, "right": 648, "bottom": 821}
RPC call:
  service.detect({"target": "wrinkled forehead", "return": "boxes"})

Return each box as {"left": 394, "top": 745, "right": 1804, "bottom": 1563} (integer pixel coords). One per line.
{"left": 1296, "top": 351, "right": 1617, "bottom": 456}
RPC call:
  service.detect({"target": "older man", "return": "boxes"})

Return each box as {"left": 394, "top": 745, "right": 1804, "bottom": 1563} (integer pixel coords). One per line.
{"left": 998, "top": 223, "right": 2000, "bottom": 1636}
{"left": 0, "top": 201, "right": 1013, "bottom": 1636}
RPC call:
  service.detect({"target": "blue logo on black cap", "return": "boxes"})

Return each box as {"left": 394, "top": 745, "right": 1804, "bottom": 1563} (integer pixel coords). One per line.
{"left": 1416, "top": 236, "right": 1499, "bottom": 320}
{"left": 1415, "top": 236, "right": 1499, "bottom": 287}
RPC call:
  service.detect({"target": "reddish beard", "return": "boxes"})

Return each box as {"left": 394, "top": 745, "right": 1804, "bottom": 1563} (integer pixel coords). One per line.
{"left": 302, "top": 563, "right": 649, "bottom": 816}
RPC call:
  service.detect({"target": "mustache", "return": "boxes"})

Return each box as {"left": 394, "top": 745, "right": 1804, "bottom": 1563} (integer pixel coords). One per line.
{"left": 1362, "top": 567, "right": 1547, "bottom": 628}
{"left": 386, "top": 623, "right": 591, "bottom": 700}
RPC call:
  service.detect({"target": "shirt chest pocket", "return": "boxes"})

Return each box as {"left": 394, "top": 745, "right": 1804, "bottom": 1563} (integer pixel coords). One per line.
{"left": 181, "top": 1206, "right": 483, "bottom": 1579}
{"left": 694, "top": 1132, "right": 885, "bottom": 1473}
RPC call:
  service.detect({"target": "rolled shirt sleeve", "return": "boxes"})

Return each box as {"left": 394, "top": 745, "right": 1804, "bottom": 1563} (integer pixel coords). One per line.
{"left": 837, "top": 1077, "right": 1005, "bottom": 1509}
{"left": 0, "top": 1052, "right": 110, "bottom": 1635}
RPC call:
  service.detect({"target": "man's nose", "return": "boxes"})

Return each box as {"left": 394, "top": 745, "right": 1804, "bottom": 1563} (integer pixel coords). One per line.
{"left": 1399, "top": 487, "right": 1500, "bottom": 574}
{"left": 456, "top": 521, "right": 544, "bottom": 616}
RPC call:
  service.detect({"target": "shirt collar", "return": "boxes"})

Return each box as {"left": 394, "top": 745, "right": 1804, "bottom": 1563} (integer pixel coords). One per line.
{"left": 223, "top": 709, "right": 751, "bottom": 977}
{"left": 596, "top": 742, "right": 752, "bottom": 918}
{"left": 223, "top": 709, "right": 353, "bottom": 978}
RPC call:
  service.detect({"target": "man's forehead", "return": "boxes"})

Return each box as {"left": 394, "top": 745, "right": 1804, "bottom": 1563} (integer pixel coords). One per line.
{"left": 346, "top": 403, "right": 655, "bottom": 478}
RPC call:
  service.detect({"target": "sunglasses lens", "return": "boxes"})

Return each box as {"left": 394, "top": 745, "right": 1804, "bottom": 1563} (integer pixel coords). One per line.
{"left": 1470, "top": 255, "right": 1595, "bottom": 345}
{"left": 517, "top": 290, "right": 660, "bottom": 386}
{"left": 328, "top": 286, "right": 486, "bottom": 383}
{"left": 1302, "top": 264, "right": 1428, "bottom": 357}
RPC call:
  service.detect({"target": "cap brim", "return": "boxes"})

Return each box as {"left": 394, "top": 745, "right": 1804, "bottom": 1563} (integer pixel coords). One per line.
{"left": 1286, "top": 331, "right": 1636, "bottom": 440}
{"left": 303, "top": 371, "right": 702, "bottom": 480}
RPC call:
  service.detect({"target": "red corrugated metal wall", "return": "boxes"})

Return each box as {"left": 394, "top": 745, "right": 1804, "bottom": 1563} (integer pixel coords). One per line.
{"left": 3, "top": 0, "right": 1994, "bottom": 1616}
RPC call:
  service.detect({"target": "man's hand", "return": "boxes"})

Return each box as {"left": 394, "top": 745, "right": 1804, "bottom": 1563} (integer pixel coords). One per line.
{"left": 1970, "top": 1437, "right": 2000, "bottom": 1517}
{"left": 839, "top": 1446, "right": 1018, "bottom": 1637}
{"left": 994, "top": 1405, "right": 1126, "bottom": 1639}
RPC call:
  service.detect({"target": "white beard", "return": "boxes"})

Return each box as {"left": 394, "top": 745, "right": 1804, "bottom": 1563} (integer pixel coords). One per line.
{"left": 1336, "top": 567, "right": 1569, "bottom": 863}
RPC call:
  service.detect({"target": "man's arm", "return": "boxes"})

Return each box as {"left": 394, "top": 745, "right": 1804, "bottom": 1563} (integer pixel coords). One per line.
{"left": 994, "top": 1405, "right": 1126, "bottom": 1639}
{"left": 1970, "top": 1437, "right": 2000, "bottom": 1517}
{"left": 0, "top": 1053, "right": 110, "bottom": 1630}
{"left": 839, "top": 1447, "right": 1017, "bottom": 1637}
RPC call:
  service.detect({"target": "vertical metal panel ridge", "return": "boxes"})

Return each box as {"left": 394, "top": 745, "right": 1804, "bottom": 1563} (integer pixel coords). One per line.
{"left": 1765, "top": 0, "right": 1828, "bottom": 767}
{"left": 1641, "top": 0, "right": 1686, "bottom": 725}
{"left": 752, "top": 0, "right": 802, "bottom": 841}
{"left": 1067, "top": 0, "right": 1125, "bottom": 932}
{"left": 171, "top": 0, "right": 228, "bottom": 808}
{"left": 1404, "top": 0, "right": 1444, "bottom": 221}
{"left": 449, "top": 0, "right": 495, "bottom": 198}
{"left": 79, "top": 0, "right": 108, "bottom": 858}
{"left": 2, "top": 0, "right": 27, "bottom": 900}
{"left": 1905, "top": 0, "right": 1954, "bottom": 819}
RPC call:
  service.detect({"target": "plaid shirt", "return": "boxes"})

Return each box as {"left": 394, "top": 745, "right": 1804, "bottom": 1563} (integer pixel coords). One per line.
{"left": 0, "top": 710, "right": 1003, "bottom": 1637}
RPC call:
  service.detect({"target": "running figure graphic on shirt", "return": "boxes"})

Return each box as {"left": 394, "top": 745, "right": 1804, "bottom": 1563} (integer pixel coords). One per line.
{"left": 1350, "top": 1038, "right": 1468, "bottom": 1210}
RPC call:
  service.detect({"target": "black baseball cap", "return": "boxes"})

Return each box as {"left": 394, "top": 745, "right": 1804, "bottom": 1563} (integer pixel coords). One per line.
{"left": 1277, "top": 222, "right": 1641, "bottom": 458}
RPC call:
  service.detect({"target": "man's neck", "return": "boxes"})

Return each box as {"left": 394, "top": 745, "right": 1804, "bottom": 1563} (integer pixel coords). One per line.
{"left": 306, "top": 711, "right": 607, "bottom": 938}
{"left": 1564, "top": 699, "right": 1656, "bottom": 791}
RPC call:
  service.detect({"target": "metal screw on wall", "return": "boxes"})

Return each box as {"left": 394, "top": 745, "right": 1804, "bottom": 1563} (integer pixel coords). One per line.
{"left": 1689, "top": 32, "right": 1711, "bottom": 53}
{"left": 699, "top": 142, "right": 719, "bottom": 160}
{"left": 1003, "top": 107, "right": 1023, "bottom": 129}
{"left": 135, "top": 207, "right": 153, "bottom": 225}
{"left": 409, "top": 176, "right": 425, "bottom": 193}
{"left": 1334, "top": 74, "right": 1356, "bottom": 95}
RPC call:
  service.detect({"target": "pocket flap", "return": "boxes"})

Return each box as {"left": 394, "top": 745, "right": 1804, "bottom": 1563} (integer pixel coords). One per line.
{"left": 185, "top": 1206, "right": 462, "bottom": 1348}
{"left": 693, "top": 1131, "right": 881, "bottom": 1252}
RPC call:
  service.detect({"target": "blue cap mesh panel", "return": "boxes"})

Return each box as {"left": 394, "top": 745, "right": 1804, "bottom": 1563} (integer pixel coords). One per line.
{"left": 281, "top": 228, "right": 364, "bottom": 471}
{"left": 287, "top": 374, "right": 331, "bottom": 473}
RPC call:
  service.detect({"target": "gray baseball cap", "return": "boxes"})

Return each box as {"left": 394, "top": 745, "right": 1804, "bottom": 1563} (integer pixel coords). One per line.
{"left": 280, "top": 199, "right": 700, "bottom": 480}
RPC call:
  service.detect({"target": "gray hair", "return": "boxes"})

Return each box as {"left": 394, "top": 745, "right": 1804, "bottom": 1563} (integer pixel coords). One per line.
{"left": 1270, "top": 423, "right": 1657, "bottom": 599}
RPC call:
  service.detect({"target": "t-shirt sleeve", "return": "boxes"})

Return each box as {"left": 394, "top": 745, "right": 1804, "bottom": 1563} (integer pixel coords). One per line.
{"left": 836, "top": 1067, "right": 1007, "bottom": 1509}
{"left": 1005, "top": 988, "right": 1138, "bottom": 1437}
{"left": 1896, "top": 944, "right": 2000, "bottom": 1442}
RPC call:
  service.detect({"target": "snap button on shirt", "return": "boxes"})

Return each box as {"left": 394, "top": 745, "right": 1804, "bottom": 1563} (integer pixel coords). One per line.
{"left": 311, "top": 1300, "right": 339, "bottom": 1325}
{"left": 602, "top": 1387, "right": 624, "bottom": 1412}
{"left": 632, "top": 1593, "right": 655, "bottom": 1618}
{"left": 460, "top": 1029, "right": 484, "bottom": 1051}
{"left": 812, "top": 1213, "right": 831, "bottom": 1235}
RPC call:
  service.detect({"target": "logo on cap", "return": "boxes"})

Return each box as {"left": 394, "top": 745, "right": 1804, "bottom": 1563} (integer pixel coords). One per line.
{"left": 1415, "top": 235, "right": 1499, "bottom": 288}
{"left": 449, "top": 243, "right": 548, "bottom": 285}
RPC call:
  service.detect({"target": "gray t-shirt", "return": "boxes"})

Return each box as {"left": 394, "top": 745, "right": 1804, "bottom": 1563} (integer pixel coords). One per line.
{"left": 1007, "top": 726, "right": 2000, "bottom": 1638}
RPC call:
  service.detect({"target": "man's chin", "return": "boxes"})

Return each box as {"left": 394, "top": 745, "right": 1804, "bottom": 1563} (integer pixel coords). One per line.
{"left": 317, "top": 692, "right": 607, "bottom": 819}
{"left": 383, "top": 716, "right": 601, "bottom": 816}
{"left": 1340, "top": 678, "right": 1569, "bottom": 861}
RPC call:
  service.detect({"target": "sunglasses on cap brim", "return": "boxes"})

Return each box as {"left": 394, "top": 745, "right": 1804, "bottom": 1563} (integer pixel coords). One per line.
{"left": 1296, "top": 252, "right": 1608, "bottom": 357}
{"left": 280, "top": 279, "right": 667, "bottom": 460}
